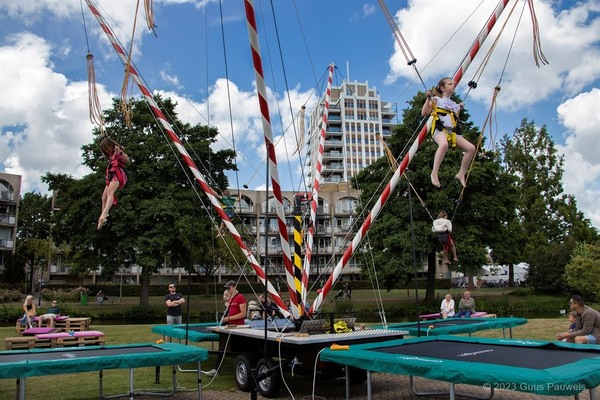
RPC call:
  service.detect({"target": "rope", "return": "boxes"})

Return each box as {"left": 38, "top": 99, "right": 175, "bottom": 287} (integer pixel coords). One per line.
{"left": 119, "top": 0, "right": 142, "bottom": 129}
{"left": 80, "top": 0, "right": 105, "bottom": 136}
{"left": 528, "top": 0, "right": 549, "bottom": 67}
{"left": 144, "top": 0, "right": 157, "bottom": 36}
{"left": 457, "top": 85, "right": 501, "bottom": 205}
{"left": 463, "top": 0, "right": 520, "bottom": 102}
{"left": 86, "top": 53, "right": 106, "bottom": 136}
{"left": 377, "top": 0, "right": 427, "bottom": 91}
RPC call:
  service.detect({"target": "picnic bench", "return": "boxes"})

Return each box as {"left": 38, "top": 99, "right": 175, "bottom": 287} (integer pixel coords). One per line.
{"left": 15, "top": 317, "right": 91, "bottom": 334}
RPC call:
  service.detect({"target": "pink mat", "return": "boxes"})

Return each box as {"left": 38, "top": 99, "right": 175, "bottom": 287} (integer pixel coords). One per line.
{"left": 36, "top": 330, "right": 104, "bottom": 339}
{"left": 21, "top": 327, "right": 56, "bottom": 336}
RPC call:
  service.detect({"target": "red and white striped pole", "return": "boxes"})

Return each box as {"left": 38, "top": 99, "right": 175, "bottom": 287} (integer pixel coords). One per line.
{"left": 301, "top": 63, "right": 334, "bottom": 306}
{"left": 244, "top": 0, "right": 300, "bottom": 318}
{"left": 85, "top": 0, "right": 289, "bottom": 317}
{"left": 310, "top": 0, "right": 512, "bottom": 314}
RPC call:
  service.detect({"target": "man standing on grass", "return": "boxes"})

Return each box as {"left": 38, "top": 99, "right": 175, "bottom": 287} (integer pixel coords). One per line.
{"left": 165, "top": 283, "right": 185, "bottom": 325}
{"left": 557, "top": 295, "right": 600, "bottom": 344}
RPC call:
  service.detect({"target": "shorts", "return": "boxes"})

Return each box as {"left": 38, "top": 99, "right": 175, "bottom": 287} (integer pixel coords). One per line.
{"left": 586, "top": 334, "right": 598, "bottom": 344}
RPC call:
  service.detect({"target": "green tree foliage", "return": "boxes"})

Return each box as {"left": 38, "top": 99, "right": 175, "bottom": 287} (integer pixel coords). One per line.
{"left": 12, "top": 192, "right": 52, "bottom": 289}
{"left": 564, "top": 242, "right": 600, "bottom": 300}
{"left": 42, "top": 95, "right": 239, "bottom": 304}
{"left": 354, "top": 92, "right": 515, "bottom": 299}
{"left": 501, "top": 119, "right": 598, "bottom": 291}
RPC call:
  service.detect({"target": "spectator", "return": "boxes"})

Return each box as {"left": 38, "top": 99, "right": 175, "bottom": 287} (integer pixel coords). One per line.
{"left": 454, "top": 291, "right": 475, "bottom": 318}
{"left": 96, "top": 290, "right": 108, "bottom": 305}
{"left": 247, "top": 299, "right": 262, "bottom": 320}
{"left": 221, "top": 280, "right": 246, "bottom": 326}
{"left": 206, "top": 280, "right": 247, "bottom": 377}
{"left": 165, "top": 283, "right": 185, "bottom": 325}
{"left": 440, "top": 293, "right": 455, "bottom": 319}
{"left": 38, "top": 300, "right": 61, "bottom": 328}
{"left": 21, "top": 295, "right": 36, "bottom": 329}
{"left": 556, "top": 295, "right": 600, "bottom": 344}
{"left": 343, "top": 282, "right": 352, "bottom": 299}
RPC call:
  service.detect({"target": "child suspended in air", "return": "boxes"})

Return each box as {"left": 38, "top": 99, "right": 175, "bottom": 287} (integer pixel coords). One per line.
{"left": 98, "top": 137, "right": 129, "bottom": 229}
{"left": 421, "top": 77, "right": 476, "bottom": 188}
{"left": 216, "top": 190, "right": 238, "bottom": 237}
{"left": 432, "top": 211, "right": 458, "bottom": 266}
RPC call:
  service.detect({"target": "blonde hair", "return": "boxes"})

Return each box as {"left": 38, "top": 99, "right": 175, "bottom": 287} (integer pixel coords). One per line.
{"left": 437, "top": 211, "right": 448, "bottom": 219}
{"left": 24, "top": 295, "right": 34, "bottom": 305}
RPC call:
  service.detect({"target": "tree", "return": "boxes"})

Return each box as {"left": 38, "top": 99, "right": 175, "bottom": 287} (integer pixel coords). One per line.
{"left": 13, "top": 192, "right": 52, "bottom": 291}
{"left": 354, "top": 91, "right": 515, "bottom": 300}
{"left": 501, "top": 119, "right": 598, "bottom": 290}
{"left": 43, "top": 95, "right": 238, "bottom": 305}
{"left": 563, "top": 242, "right": 600, "bottom": 301}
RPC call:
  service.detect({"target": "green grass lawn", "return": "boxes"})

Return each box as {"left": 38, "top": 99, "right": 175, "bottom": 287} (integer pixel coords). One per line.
{"left": 0, "top": 316, "right": 572, "bottom": 399}
{"left": 0, "top": 288, "right": 576, "bottom": 399}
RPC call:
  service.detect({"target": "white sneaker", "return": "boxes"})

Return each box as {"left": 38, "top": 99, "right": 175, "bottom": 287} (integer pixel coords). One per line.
{"left": 204, "top": 369, "right": 218, "bottom": 377}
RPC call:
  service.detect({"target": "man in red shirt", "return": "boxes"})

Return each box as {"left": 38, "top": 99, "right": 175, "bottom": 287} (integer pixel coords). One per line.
{"left": 221, "top": 280, "right": 247, "bottom": 325}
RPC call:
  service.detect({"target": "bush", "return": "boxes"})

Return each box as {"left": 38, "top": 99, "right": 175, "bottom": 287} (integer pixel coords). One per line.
{"left": 0, "top": 289, "right": 22, "bottom": 303}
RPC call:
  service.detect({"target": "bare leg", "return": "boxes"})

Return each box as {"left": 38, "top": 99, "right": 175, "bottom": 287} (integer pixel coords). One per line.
{"left": 431, "top": 133, "right": 449, "bottom": 187}
{"left": 449, "top": 242, "right": 458, "bottom": 262}
{"left": 98, "top": 180, "right": 119, "bottom": 229}
{"left": 454, "top": 136, "right": 476, "bottom": 187}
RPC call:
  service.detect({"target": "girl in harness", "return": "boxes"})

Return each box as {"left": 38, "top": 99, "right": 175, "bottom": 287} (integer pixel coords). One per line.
{"left": 432, "top": 211, "right": 458, "bottom": 266}
{"left": 421, "top": 77, "right": 476, "bottom": 188}
{"left": 97, "top": 137, "right": 129, "bottom": 229}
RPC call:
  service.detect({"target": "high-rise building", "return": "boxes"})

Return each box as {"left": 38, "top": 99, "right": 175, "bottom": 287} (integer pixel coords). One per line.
{"left": 305, "top": 80, "right": 398, "bottom": 185}
{"left": 0, "top": 172, "right": 21, "bottom": 278}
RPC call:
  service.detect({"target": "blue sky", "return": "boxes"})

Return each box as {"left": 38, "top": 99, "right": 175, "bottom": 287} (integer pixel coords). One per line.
{"left": 1, "top": 0, "right": 599, "bottom": 227}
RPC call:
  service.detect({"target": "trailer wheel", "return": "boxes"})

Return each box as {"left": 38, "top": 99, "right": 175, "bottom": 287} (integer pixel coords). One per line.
{"left": 234, "top": 354, "right": 255, "bottom": 392}
{"left": 256, "top": 358, "right": 281, "bottom": 398}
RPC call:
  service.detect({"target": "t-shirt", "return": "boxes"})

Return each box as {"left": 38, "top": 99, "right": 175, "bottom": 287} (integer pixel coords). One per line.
{"left": 227, "top": 292, "right": 247, "bottom": 325}
{"left": 432, "top": 218, "right": 452, "bottom": 233}
{"left": 46, "top": 306, "right": 60, "bottom": 315}
{"left": 433, "top": 96, "right": 461, "bottom": 129}
{"left": 165, "top": 293, "right": 184, "bottom": 317}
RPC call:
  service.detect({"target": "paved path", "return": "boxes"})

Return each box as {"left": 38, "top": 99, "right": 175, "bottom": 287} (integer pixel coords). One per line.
{"left": 138, "top": 373, "right": 595, "bottom": 399}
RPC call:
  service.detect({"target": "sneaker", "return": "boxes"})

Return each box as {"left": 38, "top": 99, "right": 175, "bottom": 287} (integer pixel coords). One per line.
{"left": 204, "top": 369, "right": 218, "bottom": 377}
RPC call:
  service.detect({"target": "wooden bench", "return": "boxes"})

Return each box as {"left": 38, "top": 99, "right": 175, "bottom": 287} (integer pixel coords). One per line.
{"left": 55, "top": 317, "right": 91, "bottom": 332}
{"left": 5, "top": 335, "right": 54, "bottom": 350}
{"left": 37, "top": 330, "right": 105, "bottom": 348}
{"left": 5, "top": 330, "right": 105, "bottom": 350}
{"left": 5, "top": 336, "right": 36, "bottom": 350}
{"left": 16, "top": 316, "right": 70, "bottom": 333}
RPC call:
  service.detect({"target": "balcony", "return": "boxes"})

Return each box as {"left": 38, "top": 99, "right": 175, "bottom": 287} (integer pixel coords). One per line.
{"left": 0, "top": 214, "right": 16, "bottom": 225}
{"left": 0, "top": 190, "right": 15, "bottom": 202}
{"left": 0, "top": 239, "right": 14, "bottom": 249}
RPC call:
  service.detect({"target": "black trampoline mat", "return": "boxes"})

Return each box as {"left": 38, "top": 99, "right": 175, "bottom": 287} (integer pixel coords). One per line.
{"left": 188, "top": 326, "right": 213, "bottom": 333}
{"left": 374, "top": 340, "right": 600, "bottom": 369}
{"left": 0, "top": 345, "right": 164, "bottom": 363}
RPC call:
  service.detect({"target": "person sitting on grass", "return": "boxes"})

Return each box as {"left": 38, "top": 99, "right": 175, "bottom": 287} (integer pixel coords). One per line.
{"left": 556, "top": 295, "right": 600, "bottom": 344}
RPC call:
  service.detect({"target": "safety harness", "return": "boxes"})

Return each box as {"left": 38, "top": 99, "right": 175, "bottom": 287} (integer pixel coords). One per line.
{"left": 430, "top": 106, "right": 461, "bottom": 148}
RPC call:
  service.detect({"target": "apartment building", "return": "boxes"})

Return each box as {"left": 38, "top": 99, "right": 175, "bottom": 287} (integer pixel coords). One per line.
{"left": 0, "top": 172, "right": 21, "bottom": 279}
{"left": 305, "top": 80, "right": 398, "bottom": 184}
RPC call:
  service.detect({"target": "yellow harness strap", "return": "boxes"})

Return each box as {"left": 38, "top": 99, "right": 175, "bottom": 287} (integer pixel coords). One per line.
{"left": 430, "top": 106, "right": 457, "bottom": 148}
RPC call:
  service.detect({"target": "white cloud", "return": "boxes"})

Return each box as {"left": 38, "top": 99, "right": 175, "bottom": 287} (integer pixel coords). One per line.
{"left": 388, "top": 0, "right": 600, "bottom": 110}
{"left": 556, "top": 88, "right": 600, "bottom": 227}
{"left": 0, "top": 32, "right": 112, "bottom": 193}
